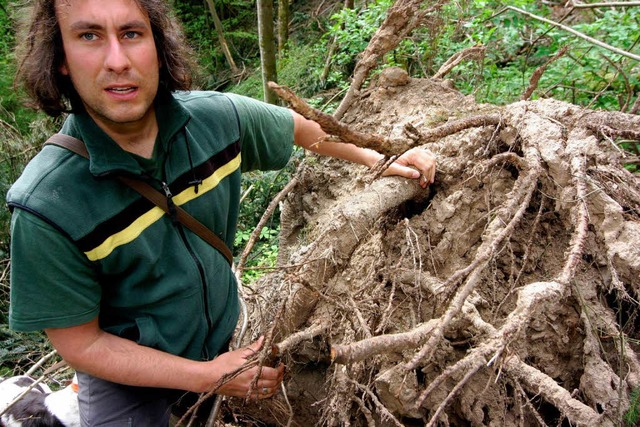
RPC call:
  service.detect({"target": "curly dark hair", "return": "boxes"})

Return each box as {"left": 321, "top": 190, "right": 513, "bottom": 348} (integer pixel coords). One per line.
{"left": 14, "top": 0, "right": 197, "bottom": 117}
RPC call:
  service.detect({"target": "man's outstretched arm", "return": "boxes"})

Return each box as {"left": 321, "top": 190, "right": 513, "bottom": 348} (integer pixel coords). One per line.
{"left": 291, "top": 112, "right": 436, "bottom": 188}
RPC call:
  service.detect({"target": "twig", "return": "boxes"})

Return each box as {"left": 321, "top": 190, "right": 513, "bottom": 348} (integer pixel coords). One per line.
{"left": 434, "top": 45, "right": 486, "bottom": 79}
{"left": 442, "top": 152, "right": 540, "bottom": 295}
{"left": 415, "top": 344, "right": 488, "bottom": 410}
{"left": 269, "top": 82, "right": 408, "bottom": 157}
{"left": 271, "top": 81, "right": 504, "bottom": 158}
{"left": 587, "top": 123, "right": 640, "bottom": 141}
{"left": 600, "top": 54, "right": 633, "bottom": 111}
{"left": 405, "top": 114, "right": 502, "bottom": 146}
{"left": 493, "top": 195, "right": 547, "bottom": 320}
{"left": 521, "top": 46, "right": 569, "bottom": 100}
{"left": 349, "top": 378, "right": 404, "bottom": 427}
{"left": 26, "top": 350, "right": 59, "bottom": 376}
{"left": 333, "top": 0, "right": 446, "bottom": 119}
{"left": 504, "top": 354, "right": 603, "bottom": 425}
{"left": 506, "top": 6, "right": 640, "bottom": 61}
{"left": 571, "top": 1, "right": 640, "bottom": 8}
{"left": 514, "top": 380, "right": 548, "bottom": 427}
{"left": 425, "top": 362, "right": 484, "bottom": 427}
{"left": 236, "top": 177, "right": 299, "bottom": 278}
{"left": 556, "top": 148, "right": 589, "bottom": 285}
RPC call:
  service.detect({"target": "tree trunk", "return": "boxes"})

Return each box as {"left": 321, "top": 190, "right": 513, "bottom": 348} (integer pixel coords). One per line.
{"left": 204, "top": 0, "right": 240, "bottom": 76}
{"left": 257, "top": 0, "right": 278, "bottom": 104}
{"left": 278, "top": 0, "right": 289, "bottom": 57}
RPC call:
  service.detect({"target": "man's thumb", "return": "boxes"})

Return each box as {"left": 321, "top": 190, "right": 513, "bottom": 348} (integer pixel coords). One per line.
{"left": 246, "top": 335, "right": 265, "bottom": 354}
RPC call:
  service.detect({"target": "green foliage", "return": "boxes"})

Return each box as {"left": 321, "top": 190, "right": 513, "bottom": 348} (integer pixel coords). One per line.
{"left": 173, "top": 0, "right": 259, "bottom": 89}
{"left": 313, "top": 0, "right": 639, "bottom": 113}
{"left": 0, "top": 3, "right": 41, "bottom": 135}
{"left": 0, "top": 323, "right": 51, "bottom": 375}
{"left": 323, "top": 0, "right": 393, "bottom": 81}
{"left": 234, "top": 225, "right": 279, "bottom": 284}
{"left": 626, "top": 386, "right": 640, "bottom": 426}
{"left": 277, "top": 43, "right": 327, "bottom": 97}
{"left": 233, "top": 151, "right": 299, "bottom": 283}
{"left": 619, "top": 140, "right": 640, "bottom": 173}
{"left": 227, "top": 72, "right": 264, "bottom": 100}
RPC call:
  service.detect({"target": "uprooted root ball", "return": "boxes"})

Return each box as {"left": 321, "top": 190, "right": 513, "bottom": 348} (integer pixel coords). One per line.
{"left": 228, "top": 77, "right": 639, "bottom": 427}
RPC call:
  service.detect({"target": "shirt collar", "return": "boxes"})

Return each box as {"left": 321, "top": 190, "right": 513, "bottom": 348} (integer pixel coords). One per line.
{"left": 59, "top": 91, "right": 191, "bottom": 177}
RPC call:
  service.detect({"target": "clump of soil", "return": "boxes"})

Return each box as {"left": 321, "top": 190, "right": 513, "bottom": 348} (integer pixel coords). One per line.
{"left": 227, "top": 72, "right": 640, "bottom": 426}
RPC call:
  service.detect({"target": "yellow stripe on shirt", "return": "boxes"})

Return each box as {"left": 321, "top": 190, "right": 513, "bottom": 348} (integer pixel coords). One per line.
{"left": 84, "top": 153, "right": 241, "bottom": 261}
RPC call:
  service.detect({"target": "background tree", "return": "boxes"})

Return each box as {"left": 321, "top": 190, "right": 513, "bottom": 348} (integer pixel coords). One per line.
{"left": 204, "top": 0, "right": 240, "bottom": 77}
{"left": 257, "top": 0, "right": 278, "bottom": 104}
{"left": 278, "top": 0, "right": 290, "bottom": 57}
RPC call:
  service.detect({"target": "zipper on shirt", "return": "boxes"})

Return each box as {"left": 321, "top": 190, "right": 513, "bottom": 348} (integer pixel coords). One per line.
{"left": 177, "top": 224, "right": 214, "bottom": 332}
{"left": 160, "top": 180, "right": 179, "bottom": 223}
{"left": 158, "top": 174, "right": 213, "bottom": 334}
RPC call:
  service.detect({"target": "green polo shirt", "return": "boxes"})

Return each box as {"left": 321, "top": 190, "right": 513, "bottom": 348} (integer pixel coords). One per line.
{"left": 7, "top": 91, "right": 294, "bottom": 360}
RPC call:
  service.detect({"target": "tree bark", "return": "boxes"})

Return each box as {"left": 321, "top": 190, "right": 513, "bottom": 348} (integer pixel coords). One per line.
{"left": 257, "top": 0, "right": 278, "bottom": 104}
{"left": 204, "top": 0, "right": 240, "bottom": 76}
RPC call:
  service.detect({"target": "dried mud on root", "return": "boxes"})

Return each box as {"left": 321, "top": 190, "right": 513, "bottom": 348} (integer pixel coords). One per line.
{"left": 226, "top": 77, "right": 640, "bottom": 427}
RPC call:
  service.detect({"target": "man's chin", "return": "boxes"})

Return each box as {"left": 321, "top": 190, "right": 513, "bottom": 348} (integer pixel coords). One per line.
{"left": 86, "top": 105, "right": 155, "bottom": 127}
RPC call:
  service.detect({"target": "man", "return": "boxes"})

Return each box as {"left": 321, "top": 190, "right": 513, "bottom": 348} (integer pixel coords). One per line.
{"left": 7, "top": 0, "right": 436, "bottom": 425}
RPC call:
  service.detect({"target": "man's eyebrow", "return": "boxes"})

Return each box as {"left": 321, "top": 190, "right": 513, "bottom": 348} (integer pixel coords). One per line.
{"left": 68, "top": 20, "right": 150, "bottom": 32}
{"left": 69, "top": 21, "right": 104, "bottom": 31}
{"left": 119, "top": 21, "right": 150, "bottom": 31}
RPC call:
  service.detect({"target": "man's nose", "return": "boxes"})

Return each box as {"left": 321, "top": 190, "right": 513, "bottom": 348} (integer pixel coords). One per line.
{"left": 104, "top": 38, "right": 131, "bottom": 73}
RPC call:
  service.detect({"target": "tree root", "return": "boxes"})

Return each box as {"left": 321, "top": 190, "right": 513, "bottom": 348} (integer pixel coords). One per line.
{"left": 231, "top": 83, "right": 639, "bottom": 426}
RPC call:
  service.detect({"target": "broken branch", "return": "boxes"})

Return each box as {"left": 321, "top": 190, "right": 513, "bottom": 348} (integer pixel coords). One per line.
{"left": 506, "top": 6, "right": 640, "bottom": 61}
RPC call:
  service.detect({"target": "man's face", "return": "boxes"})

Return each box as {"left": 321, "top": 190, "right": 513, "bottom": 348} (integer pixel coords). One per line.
{"left": 56, "top": 0, "right": 160, "bottom": 132}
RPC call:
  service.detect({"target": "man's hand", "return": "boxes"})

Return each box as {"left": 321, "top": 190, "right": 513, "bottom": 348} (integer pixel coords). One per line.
{"left": 208, "top": 336, "right": 285, "bottom": 399}
{"left": 383, "top": 147, "right": 437, "bottom": 188}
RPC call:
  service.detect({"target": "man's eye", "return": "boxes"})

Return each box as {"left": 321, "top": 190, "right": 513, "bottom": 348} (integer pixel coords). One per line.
{"left": 81, "top": 33, "right": 97, "bottom": 41}
{"left": 123, "top": 32, "right": 139, "bottom": 39}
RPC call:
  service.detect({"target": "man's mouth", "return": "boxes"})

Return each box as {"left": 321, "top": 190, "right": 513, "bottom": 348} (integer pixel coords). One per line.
{"left": 106, "top": 86, "right": 137, "bottom": 94}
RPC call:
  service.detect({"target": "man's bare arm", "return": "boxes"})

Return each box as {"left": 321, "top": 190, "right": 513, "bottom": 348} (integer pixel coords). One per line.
{"left": 46, "top": 318, "right": 284, "bottom": 397}
{"left": 291, "top": 112, "right": 436, "bottom": 187}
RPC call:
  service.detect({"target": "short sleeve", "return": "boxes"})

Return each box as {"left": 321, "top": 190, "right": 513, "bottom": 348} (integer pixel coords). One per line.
{"left": 224, "top": 93, "right": 295, "bottom": 172}
{"left": 9, "top": 209, "right": 101, "bottom": 331}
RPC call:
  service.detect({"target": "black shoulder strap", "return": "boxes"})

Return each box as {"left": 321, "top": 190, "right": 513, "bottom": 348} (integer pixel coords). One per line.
{"left": 44, "top": 133, "right": 234, "bottom": 266}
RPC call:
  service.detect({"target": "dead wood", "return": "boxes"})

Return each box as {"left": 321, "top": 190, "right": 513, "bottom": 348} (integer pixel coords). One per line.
{"left": 521, "top": 45, "right": 569, "bottom": 101}
{"left": 270, "top": 81, "right": 502, "bottom": 158}
{"left": 235, "top": 177, "right": 299, "bottom": 279}
{"left": 433, "top": 45, "right": 486, "bottom": 80}
{"left": 333, "top": 0, "right": 447, "bottom": 120}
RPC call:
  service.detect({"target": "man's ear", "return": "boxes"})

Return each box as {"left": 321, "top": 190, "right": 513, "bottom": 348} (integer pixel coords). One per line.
{"left": 59, "top": 61, "right": 69, "bottom": 76}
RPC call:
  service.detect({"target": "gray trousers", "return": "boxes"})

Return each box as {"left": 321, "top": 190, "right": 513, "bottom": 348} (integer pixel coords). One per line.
{"left": 76, "top": 372, "right": 201, "bottom": 427}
